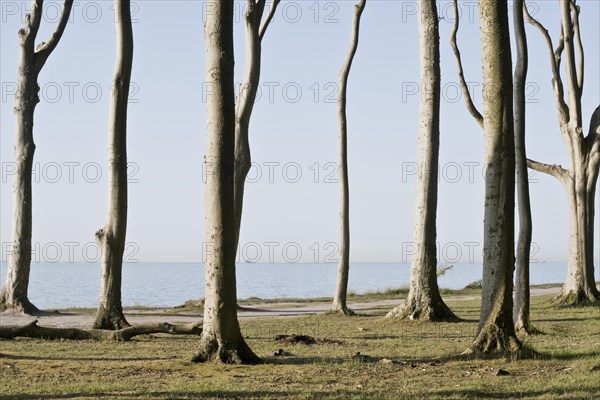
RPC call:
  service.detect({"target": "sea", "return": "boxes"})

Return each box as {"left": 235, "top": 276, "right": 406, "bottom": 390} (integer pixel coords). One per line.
{"left": 0, "top": 262, "right": 597, "bottom": 309}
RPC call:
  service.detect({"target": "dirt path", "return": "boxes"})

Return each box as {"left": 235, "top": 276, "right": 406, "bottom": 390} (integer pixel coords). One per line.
{"left": 0, "top": 286, "right": 561, "bottom": 329}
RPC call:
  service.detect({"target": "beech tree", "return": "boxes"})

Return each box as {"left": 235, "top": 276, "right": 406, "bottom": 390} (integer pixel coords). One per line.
{"left": 193, "top": 0, "right": 261, "bottom": 364}
{"left": 386, "top": 0, "right": 457, "bottom": 321}
{"left": 93, "top": 0, "right": 134, "bottom": 330}
{"left": 331, "top": 0, "right": 366, "bottom": 316}
{"left": 233, "top": 0, "right": 281, "bottom": 251}
{"left": 524, "top": 0, "right": 600, "bottom": 305}
{"left": 0, "top": 0, "right": 74, "bottom": 313}
{"left": 513, "top": 0, "right": 534, "bottom": 334}
{"left": 452, "top": 0, "right": 521, "bottom": 354}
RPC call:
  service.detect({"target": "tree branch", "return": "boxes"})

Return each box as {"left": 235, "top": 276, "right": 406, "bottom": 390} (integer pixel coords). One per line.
{"left": 527, "top": 158, "right": 569, "bottom": 184}
{"left": 34, "top": 0, "right": 74, "bottom": 70}
{"left": 24, "top": 0, "right": 43, "bottom": 43}
{"left": 259, "top": 0, "right": 281, "bottom": 40}
{"left": 450, "top": 0, "right": 483, "bottom": 128}
{"left": 523, "top": 1, "right": 570, "bottom": 125}
{"left": 570, "top": 0, "right": 584, "bottom": 93}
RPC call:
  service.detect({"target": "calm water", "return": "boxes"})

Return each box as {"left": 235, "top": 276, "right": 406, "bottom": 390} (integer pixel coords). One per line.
{"left": 0, "top": 262, "right": 597, "bottom": 309}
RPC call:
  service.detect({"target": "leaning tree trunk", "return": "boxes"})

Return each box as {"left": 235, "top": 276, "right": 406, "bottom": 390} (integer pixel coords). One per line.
{"left": 193, "top": 0, "right": 260, "bottom": 364}
{"left": 464, "top": 0, "right": 521, "bottom": 354}
{"left": 93, "top": 0, "right": 133, "bottom": 330}
{"left": 0, "top": 0, "right": 73, "bottom": 314}
{"left": 386, "top": 0, "right": 457, "bottom": 322}
{"left": 331, "top": 0, "right": 366, "bottom": 316}
{"left": 233, "top": 0, "right": 280, "bottom": 252}
{"left": 524, "top": 0, "right": 600, "bottom": 305}
{"left": 513, "top": 0, "right": 534, "bottom": 334}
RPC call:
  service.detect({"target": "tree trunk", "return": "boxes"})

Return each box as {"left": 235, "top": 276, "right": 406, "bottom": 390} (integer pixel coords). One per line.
{"left": 193, "top": 0, "right": 260, "bottom": 364}
{"left": 0, "top": 0, "right": 73, "bottom": 314}
{"left": 232, "top": 0, "right": 280, "bottom": 251}
{"left": 386, "top": 0, "right": 457, "bottom": 322}
{"left": 559, "top": 169, "right": 600, "bottom": 303}
{"left": 94, "top": 0, "right": 134, "bottom": 330}
{"left": 232, "top": 0, "right": 280, "bottom": 252}
{"left": 513, "top": 0, "right": 533, "bottom": 334}
{"left": 331, "top": 0, "right": 366, "bottom": 316}
{"left": 523, "top": 0, "right": 600, "bottom": 305}
{"left": 464, "top": 0, "right": 521, "bottom": 355}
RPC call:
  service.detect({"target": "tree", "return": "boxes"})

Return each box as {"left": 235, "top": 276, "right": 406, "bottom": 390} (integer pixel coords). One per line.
{"left": 451, "top": 0, "right": 521, "bottom": 354}
{"left": 193, "top": 0, "right": 261, "bottom": 364}
{"left": 233, "top": 0, "right": 280, "bottom": 253}
{"left": 386, "top": 0, "right": 457, "bottom": 322}
{"left": 513, "top": 0, "right": 534, "bottom": 334}
{"left": 93, "top": 0, "right": 134, "bottom": 330}
{"left": 331, "top": 0, "right": 366, "bottom": 316}
{"left": 0, "top": 0, "right": 74, "bottom": 313}
{"left": 524, "top": 0, "right": 600, "bottom": 305}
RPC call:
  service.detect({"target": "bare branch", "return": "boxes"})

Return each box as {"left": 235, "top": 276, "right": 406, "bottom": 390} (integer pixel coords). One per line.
{"left": 35, "top": 0, "right": 74, "bottom": 69}
{"left": 449, "top": 0, "right": 483, "bottom": 128}
{"left": 527, "top": 158, "right": 569, "bottom": 184}
{"left": 259, "top": 0, "right": 281, "bottom": 40}
{"left": 28, "top": 0, "right": 43, "bottom": 40}
{"left": 523, "top": 1, "right": 570, "bottom": 124}
{"left": 559, "top": 0, "right": 582, "bottom": 126}
{"left": 570, "top": 0, "right": 584, "bottom": 94}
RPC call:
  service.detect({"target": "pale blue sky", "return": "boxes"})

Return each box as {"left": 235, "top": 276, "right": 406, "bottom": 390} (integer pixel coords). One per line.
{"left": 1, "top": 0, "right": 599, "bottom": 264}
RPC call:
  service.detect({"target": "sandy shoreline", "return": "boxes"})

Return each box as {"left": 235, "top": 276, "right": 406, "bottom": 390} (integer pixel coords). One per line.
{"left": 0, "top": 286, "right": 562, "bottom": 329}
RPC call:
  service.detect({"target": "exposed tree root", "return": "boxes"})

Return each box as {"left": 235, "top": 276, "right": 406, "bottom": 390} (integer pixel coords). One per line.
{"left": 191, "top": 335, "right": 262, "bottom": 365}
{"left": 329, "top": 304, "right": 355, "bottom": 316}
{"left": 554, "top": 289, "right": 600, "bottom": 306}
{"left": 0, "top": 320, "right": 202, "bottom": 341}
{"left": 462, "top": 323, "right": 521, "bottom": 355}
{"left": 0, "top": 295, "right": 39, "bottom": 315}
{"left": 93, "top": 305, "right": 131, "bottom": 330}
{"left": 386, "top": 299, "right": 460, "bottom": 322}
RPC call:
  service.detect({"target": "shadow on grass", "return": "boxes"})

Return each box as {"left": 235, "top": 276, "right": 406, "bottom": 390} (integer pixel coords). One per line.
{"left": 0, "top": 353, "right": 171, "bottom": 362}
{"left": 6, "top": 386, "right": 599, "bottom": 400}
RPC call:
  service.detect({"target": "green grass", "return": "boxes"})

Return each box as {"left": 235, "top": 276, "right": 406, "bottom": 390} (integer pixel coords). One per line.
{"left": 2, "top": 294, "right": 599, "bottom": 399}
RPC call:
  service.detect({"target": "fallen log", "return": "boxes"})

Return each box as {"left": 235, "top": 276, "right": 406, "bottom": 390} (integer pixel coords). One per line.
{"left": 0, "top": 320, "right": 202, "bottom": 341}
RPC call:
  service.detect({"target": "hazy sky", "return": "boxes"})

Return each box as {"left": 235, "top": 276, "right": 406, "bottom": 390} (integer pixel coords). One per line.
{"left": 1, "top": 0, "right": 599, "bottom": 264}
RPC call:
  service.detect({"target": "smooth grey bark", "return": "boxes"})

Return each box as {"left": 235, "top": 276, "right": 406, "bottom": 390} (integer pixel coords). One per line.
{"left": 513, "top": 0, "right": 533, "bottom": 334}
{"left": 524, "top": 0, "right": 600, "bottom": 305}
{"left": 0, "top": 0, "right": 73, "bottom": 314}
{"left": 453, "top": 0, "right": 521, "bottom": 354}
{"left": 93, "top": 0, "right": 133, "bottom": 330}
{"left": 331, "top": 0, "right": 366, "bottom": 316}
{"left": 193, "top": 0, "right": 260, "bottom": 364}
{"left": 386, "top": 0, "right": 457, "bottom": 322}
{"left": 233, "top": 0, "right": 280, "bottom": 253}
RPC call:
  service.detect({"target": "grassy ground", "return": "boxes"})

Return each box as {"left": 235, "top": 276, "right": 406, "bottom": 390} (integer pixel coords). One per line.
{"left": 1, "top": 295, "right": 599, "bottom": 399}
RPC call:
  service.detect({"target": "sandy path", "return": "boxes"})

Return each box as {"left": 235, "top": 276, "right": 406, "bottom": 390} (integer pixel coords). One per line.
{"left": 0, "top": 287, "right": 561, "bottom": 329}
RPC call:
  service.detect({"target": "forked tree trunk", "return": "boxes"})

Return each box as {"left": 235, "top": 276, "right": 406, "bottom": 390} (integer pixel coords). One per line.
{"left": 513, "top": 0, "right": 533, "bottom": 334}
{"left": 331, "top": 0, "right": 366, "bottom": 316}
{"left": 0, "top": 0, "right": 73, "bottom": 314}
{"left": 524, "top": 0, "right": 600, "bottom": 305}
{"left": 386, "top": 0, "right": 457, "bottom": 322}
{"left": 464, "top": 0, "right": 520, "bottom": 354}
{"left": 93, "top": 0, "right": 133, "bottom": 330}
{"left": 193, "top": 0, "right": 260, "bottom": 364}
{"left": 233, "top": 0, "right": 280, "bottom": 252}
